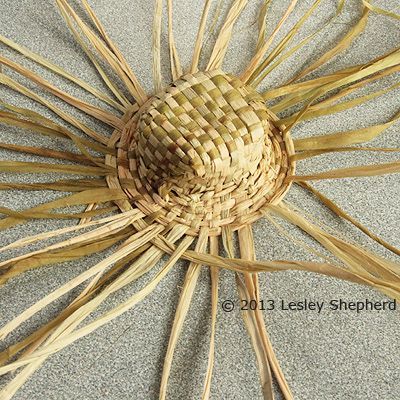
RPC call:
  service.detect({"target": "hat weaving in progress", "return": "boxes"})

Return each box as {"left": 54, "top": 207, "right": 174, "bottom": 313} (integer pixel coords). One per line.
{"left": 0, "top": 0, "right": 399, "bottom": 399}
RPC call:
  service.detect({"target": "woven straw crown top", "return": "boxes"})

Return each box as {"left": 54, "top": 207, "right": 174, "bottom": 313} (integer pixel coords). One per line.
{"left": 135, "top": 70, "right": 273, "bottom": 197}
{"left": 119, "top": 70, "right": 293, "bottom": 233}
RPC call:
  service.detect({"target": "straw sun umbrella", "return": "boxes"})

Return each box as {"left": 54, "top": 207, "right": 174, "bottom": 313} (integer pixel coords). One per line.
{"left": 0, "top": 0, "right": 399, "bottom": 398}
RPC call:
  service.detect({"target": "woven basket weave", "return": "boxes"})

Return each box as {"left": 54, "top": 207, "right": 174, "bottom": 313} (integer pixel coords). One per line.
{"left": 1, "top": 1, "right": 399, "bottom": 399}
{"left": 112, "top": 70, "right": 295, "bottom": 235}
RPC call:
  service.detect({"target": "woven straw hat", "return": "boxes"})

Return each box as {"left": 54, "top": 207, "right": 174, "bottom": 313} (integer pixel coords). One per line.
{"left": 0, "top": 0, "right": 399, "bottom": 399}
{"left": 112, "top": 69, "right": 294, "bottom": 235}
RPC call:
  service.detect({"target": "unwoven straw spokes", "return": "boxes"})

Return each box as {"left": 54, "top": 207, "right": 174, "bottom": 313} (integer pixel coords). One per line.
{"left": 0, "top": 0, "right": 399, "bottom": 399}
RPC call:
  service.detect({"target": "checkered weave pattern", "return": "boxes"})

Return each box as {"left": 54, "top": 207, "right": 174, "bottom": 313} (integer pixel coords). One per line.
{"left": 135, "top": 70, "right": 272, "bottom": 197}
{"left": 114, "top": 70, "right": 294, "bottom": 234}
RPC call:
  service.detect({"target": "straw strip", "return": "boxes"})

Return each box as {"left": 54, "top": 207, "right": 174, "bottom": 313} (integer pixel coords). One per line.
{"left": 0, "top": 178, "right": 107, "bottom": 192}
{"left": 0, "top": 160, "right": 109, "bottom": 176}
{"left": 265, "top": 212, "right": 337, "bottom": 264}
{"left": 262, "top": 46, "right": 400, "bottom": 101}
{"left": 0, "top": 34, "right": 125, "bottom": 112}
{"left": 241, "top": 0, "right": 298, "bottom": 82}
{"left": 0, "top": 188, "right": 126, "bottom": 231}
{"left": 0, "top": 243, "right": 151, "bottom": 367}
{"left": 289, "top": 161, "right": 400, "bottom": 182}
{"left": 0, "top": 232, "right": 193, "bottom": 382}
{"left": 0, "top": 74, "right": 110, "bottom": 145}
{"left": 0, "top": 56, "right": 123, "bottom": 129}
{"left": 0, "top": 231, "right": 130, "bottom": 286}
{"left": 206, "top": 0, "right": 249, "bottom": 70}
{"left": 298, "top": 182, "right": 400, "bottom": 256}
{"left": 255, "top": 0, "right": 271, "bottom": 53}
{"left": 153, "top": 0, "right": 164, "bottom": 93}
{"left": 287, "top": 8, "right": 370, "bottom": 83}
{"left": 237, "top": 227, "right": 273, "bottom": 400}
{"left": 293, "top": 115, "right": 400, "bottom": 152}
{"left": 0, "top": 142, "right": 102, "bottom": 166}
{"left": 142, "top": 237, "right": 399, "bottom": 296}
{"left": 0, "top": 107, "right": 113, "bottom": 157}
{"left": 190, "top": 0, "right": 213, "bottom": 73}
{"left": 0, "top": 115, "right": 109, "bottom": 169}
{"left": 56, "top": 0, "right": 147, "bottom": 104}
{"left": 55, "top": 2, "right": 131, "bottom": 108}
{"left": 0, "top": 223, "right": 164, "bottom": 341}
{"left": 0, "top": 210, "right": 136, "bottom": 253}
{"left": 280, "top": 80, "right": 400, "bottom": 126}
{"left": 238, "top": 225, "right": 293, "bottom": 399}
{"left": 290, "top": 64, "right": 400, "bottom": 114}
{"left": 280, "top": 50, "right": 400, "bottom": 132}
{"left": 0, "top": 205, "right": 117, "bottom": 222}
{"left": 81, "top": 0, "right": 145, "bottom": 88}
{"left": 0, "top": 211, "right": 141, "bottom": 270}
{"left": 251, "top": 0, "right": 345, "bottom": 87}
{"left": 201, "top": 235, "right": 219, "bottom": 400}
{"left": 159, "top": 227, "right": 209, "bottom": 400}
{"left": 271, "top": 203, "right": 400, "bottom": 282}
{"left": 293, "top": 146, "right": 400, "bottom": 161}
{"left": 362, "top": 0, "right": 400, "bottom": 20}
{"left": 235, "top": 274, "right": 274, "bottom": 400}
{"left": 167, "top": 0, "right": 182, "bottom": 81}
{"left": 0, "top": 228, "right": 190, "bottom": 400}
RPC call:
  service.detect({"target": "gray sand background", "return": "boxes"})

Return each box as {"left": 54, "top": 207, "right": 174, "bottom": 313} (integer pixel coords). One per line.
{"left": 0, "top": 0, "right": 399, "bottom": 399}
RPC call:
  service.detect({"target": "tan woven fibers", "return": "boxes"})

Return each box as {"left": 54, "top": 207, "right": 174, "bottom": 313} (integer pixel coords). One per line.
{"left": 111, "top": 70, "right": 295, "bottom": 235}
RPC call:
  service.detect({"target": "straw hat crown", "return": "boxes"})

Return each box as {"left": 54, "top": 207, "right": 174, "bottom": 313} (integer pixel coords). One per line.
{"left": 135, "top": 70, "right": 273, "bottom": 198}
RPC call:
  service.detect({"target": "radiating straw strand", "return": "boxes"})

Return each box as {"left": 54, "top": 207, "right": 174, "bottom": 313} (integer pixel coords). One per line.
{"left": 289, "top": 161, "right": 400, "bottom": 182}
{"left": 255, "top": 0, "right": 271, "bottom": 53}
{"left": 293, "top": 146, "right": 400, "bottom": 161}
{"left": 0, "top": 222, "right": 163, "bottom": 341}
{"left": 206, "top": 0, "right": 249, "bottom": 70}
{"left": 0, "top": 188, "right": 127, "bottom": 231}
{"left": 297, "top": 182, "right": 400, "bottom": 256}
{"left": 159, "top": 227, "right": 209, "bottom": 400}
{"left": 280, "top": 50, "right": 400, "bottom": 133}
{"left": 235, "top": 274, "right": 274, "bottom": 400}
{"left": 286, "top": 7, "right": 370, "bottom": 83}
{"left": 270, "top": 203, "right": 400, "bottom": 282}
{"left": 0, "top": 34, "right": 125, "bottom": 112}
{"left": 190, "top": 0, "right": 213, "bottom": 73}
{"left": 153, "top": 0, "right": 164, "bottom": 93}
{"left": 236, "top": 227, "right": 274, "bottom": 400}
{"left": 279, "top": 79, "right": 400, "bottom": 126}
{"left": 240, "top": 0, "right": 298, "bottom": 82}
{"left": 201, "top": 235, "right": 219, "bottom": 400}
{"left": 0, "top": 210, "right": 136, "bottom": 252}
{"left": 362, "top": 0, "right": 400, "bottom": 20}
{"left": 0, "top": 230, "right": 131, "bottom": 286}
{"left": 0, "top": 178, "right": 108, "bottom": 192}
{"left": 0, "top": 73, "right": 110, "bottom": 145}
{"left": 248, "top": 0, "right": 328, "bottom": 86}
{"left": 0, "top": 55, "right": 124, "bottom": 129}
{"left": 81, "top": 0, "right": 147, "bottom": 90}
{"left": 167, "top": 0, "right": 182, "bottom": 81}
{"left": 251, "top": 0, "right": 345, "bottom": 87}
{"left": 56, "top": 0, "right": 147, "bottom": 104}
{"left": 238, "top": 225, "right": 293, "bottom": 399}
{"left": 0, "top": 232, "right": 194, "bottom": 390}
{"left": 55, "top": 2, "right": 131, "bottom": 108}
{"left": 0, "top": 142, "right": 102, "bottom": 166}
{"left": 262, "top": 46, "right": 400, "bottom": 102}
{"left": 0, "top": 102, "right": 114, "bottom": 156}
{"left": 0, "top": 242, "right": 151, "bottom": 366}
{"left": 0, "top": 211, "right": 142, "bottom": 270}
{"left": 293, "top": 115, "right": 400, "bottom": 152}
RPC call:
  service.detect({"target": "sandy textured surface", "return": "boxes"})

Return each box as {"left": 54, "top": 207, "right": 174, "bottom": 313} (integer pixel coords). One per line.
{"left": 0, "top": 0, "right": 399, "bottom": 399}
